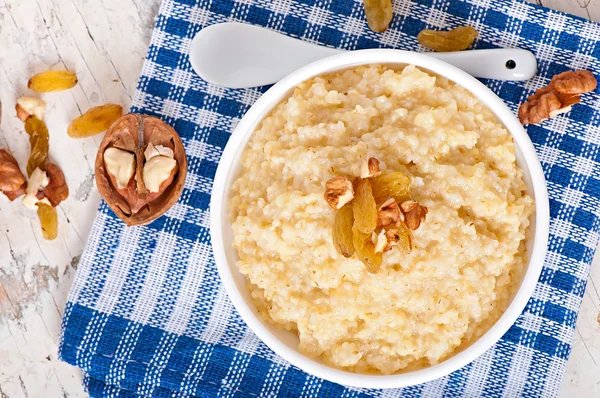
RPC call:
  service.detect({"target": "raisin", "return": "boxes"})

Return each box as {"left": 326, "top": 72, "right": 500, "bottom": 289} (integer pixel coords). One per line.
{"left": 333, "top": 203, "right": 355, "bottom": 258}
{"left": 370, "top": 172, "right": 411, "bottom": 204}
{"left": 352, "top": 178, "right": 377, "bottom": 234}
{"left": 353, "top": 227, "right": 383, "bottom": 273}
{"left": 68, "top": 104, "right": 123, "bottom": 138}
{"left": 28, "top": 70, "right": 78, "bottom": 92}
{"left": 418, "top": 26, "right": 478, "bottom": 52}
{"left": 37, "top": 203, "right": 58, "bottom": 240}
{"left": 24, "top": 117, "right": 50, "bottom": 176}
{"left": 363, "top": 0, "right": 393, "bottom": 33}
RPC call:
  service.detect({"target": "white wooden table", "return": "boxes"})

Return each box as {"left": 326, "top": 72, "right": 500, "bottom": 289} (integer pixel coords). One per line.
{"left": 0, "top": 1, "right": 598, "bottom": 397}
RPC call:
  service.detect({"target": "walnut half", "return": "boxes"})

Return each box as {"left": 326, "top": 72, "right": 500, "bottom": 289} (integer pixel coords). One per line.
{"left": 519, "top": 70, "right": 597, "bottom": 125}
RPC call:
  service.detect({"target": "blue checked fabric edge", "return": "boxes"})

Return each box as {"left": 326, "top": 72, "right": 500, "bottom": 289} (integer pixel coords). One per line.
{"left": 59, "top": 0, "right": 600, "bottom": 397}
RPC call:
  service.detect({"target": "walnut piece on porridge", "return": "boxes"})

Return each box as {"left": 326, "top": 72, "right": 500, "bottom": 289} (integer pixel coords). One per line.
{"left": 360, "top": 157, "right": 381, "bottom": 179}
{"left": 324, "top": 175, "right": 354, "bottom": 209}
{"left": 518, "top": 69, "right": 597, "bottom": 125}
{"left": 401, "top": 200, "right": 428, "bottom": 231}
{"left": 376, "top": 198, "right": 402, "bottom": 228}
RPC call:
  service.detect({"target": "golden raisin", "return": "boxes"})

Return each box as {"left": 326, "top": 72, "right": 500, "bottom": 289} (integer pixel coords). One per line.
{"left": 417, "top": 26, "right": 478, "bottom": 52}
{"left": 363, "top": 0, "right": 393, "bottom": 33}
{"left": 28, "top": 70, "right": 78, "bottom": 92}
{"left": 68, "top": 104, "right": 123, "bottom": 138}
{"left": 353, "top": 227, "right": 382, "bottom": 273}
{"left": 37, "top": 203, "right": 58, "bottom": 240}
{"left": 24, "top": 117, "right": 50, "bottom": 176}
{"left": 352, "top": 178, "right": 377, "bottom": 234}
{"left": 392, "top": 221, "right": 413, "bottom": 254}
{"left": 333, "top": 203, "right": 355, "bottom": 258}
{"left": 370, "top": 172, "right": 411, "bottom": 204}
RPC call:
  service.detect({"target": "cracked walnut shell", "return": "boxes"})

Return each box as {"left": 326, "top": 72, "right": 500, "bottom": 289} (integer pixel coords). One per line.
{"left": 95, "top": 114, "right": 187, "bottom": 226}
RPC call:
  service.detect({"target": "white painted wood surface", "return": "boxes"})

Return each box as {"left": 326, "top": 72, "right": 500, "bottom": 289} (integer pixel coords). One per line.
{"left": 0, "top": 1, "right": 597, "bottom": 397}
{"left": 0, "top": 0, "right": 161, "bottom": 396}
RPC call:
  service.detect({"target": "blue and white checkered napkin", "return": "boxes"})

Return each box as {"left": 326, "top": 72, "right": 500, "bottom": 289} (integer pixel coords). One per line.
{"left": 59, "top": 0, "right": 600, "bottom": 396}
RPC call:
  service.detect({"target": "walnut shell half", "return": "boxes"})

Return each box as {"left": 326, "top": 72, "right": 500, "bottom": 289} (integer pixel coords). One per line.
{"left": 95, "top": 114, "right": 187, "bottom": 226}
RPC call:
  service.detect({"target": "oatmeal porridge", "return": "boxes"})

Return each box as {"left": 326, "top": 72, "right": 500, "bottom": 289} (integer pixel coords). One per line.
{"left": 229, "top": 65, "right": 534, "bottom": 374}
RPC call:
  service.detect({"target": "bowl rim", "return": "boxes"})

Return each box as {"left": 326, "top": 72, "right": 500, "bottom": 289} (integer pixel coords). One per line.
{"left": 209, "top": 49, "right": 550, "bottom": 388}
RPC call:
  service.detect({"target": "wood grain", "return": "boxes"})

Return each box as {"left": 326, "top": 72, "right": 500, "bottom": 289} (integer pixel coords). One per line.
{"left": 0, "top": 0, "right": 161, "bottom": 396}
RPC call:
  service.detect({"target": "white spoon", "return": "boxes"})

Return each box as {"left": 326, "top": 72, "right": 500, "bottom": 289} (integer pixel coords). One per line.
{"left": 189, "top": 23, "right": 537, "bottom": 89}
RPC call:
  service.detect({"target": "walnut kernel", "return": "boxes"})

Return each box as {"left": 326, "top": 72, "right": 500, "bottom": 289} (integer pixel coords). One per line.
{"left": 0, "top": 149, "right": 27, "bottom": 201}
{"left": 360, "top": 157, "right": 381, "bottom": 178}
{"left": 325, "top": 176, "right": 354, "bottom": 209}
{"left": 376, "top": 198, "right": 402, "bottom": 228}
{"left": 401, "top": 200, "right": 428, "bottom": 230}
{"left": 16, "top": 97, "right": 46, "bottom": 122}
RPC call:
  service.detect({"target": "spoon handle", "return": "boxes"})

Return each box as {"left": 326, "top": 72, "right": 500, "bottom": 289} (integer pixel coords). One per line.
{"left": 428, "top": 49, "right": 537, "bottom": 81}
{"left": 190, "top": 23, "right": 537, "bottom": 88}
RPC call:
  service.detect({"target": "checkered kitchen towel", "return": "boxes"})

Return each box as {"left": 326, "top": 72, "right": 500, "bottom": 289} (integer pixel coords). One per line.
{"left": 59, "top": 0, "right": 600, "bottom": 396}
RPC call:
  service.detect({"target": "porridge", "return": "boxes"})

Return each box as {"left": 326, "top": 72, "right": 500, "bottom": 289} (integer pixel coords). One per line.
{"left": 229, "top": 65, "right": 534, "bottom": 374}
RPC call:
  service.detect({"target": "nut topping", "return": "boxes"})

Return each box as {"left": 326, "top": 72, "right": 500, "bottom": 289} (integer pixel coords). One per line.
{"left": 324, "top": 176, "right": 354, "bottom": 209}
{"left": 0, "top": 149, "right": 27, "bottom": 201}
{"left": 325, "top": 157, "right": 423, "bottom": 272}
{"left": 373, "top": 226, "right": 411, "bottom": 254}
{"left": 401, "top": 200, "right": 428, "bottom": 230}
{"left": 384, "top": 228, "right": 400, "bottom": 252}
{"left": 376, "top": 198, "right": 402, "bottom": 228}
{"left": 360, "top": 157, "right": 381, "bottom": 178}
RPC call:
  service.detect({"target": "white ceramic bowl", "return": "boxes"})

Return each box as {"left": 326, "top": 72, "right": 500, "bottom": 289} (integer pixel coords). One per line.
{"left": 210, "top": 49, "right": 550, "bottom": 389}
